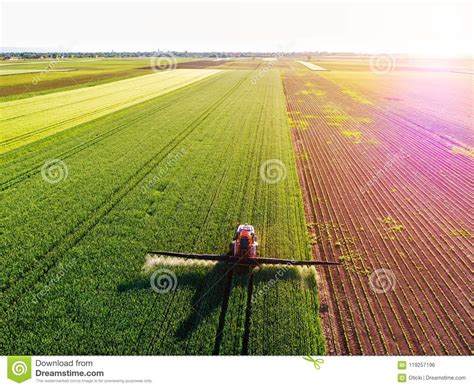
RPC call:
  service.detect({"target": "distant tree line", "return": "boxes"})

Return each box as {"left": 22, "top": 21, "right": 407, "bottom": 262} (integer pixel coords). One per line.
{"left": 0, "top": 51, "right": 365, "bottom": 60}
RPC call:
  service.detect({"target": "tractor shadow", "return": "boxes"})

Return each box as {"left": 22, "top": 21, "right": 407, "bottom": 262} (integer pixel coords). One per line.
{"left": 173, "top": 262, "right": 236, "bottom": 341}
{"left": 116, "top": 262, "right": 239, "bottom": 342}
{"left": 116, "top": 263, "right": 315, "bottom": 351}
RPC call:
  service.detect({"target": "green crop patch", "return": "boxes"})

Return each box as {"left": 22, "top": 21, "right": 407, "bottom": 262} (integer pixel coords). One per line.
{"left": 0, "top": 68, "right": 222, "bottom": 153}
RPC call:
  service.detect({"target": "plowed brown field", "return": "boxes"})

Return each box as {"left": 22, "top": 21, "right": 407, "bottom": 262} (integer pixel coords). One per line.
{"left": 281, "top": 60, "right": 472, "bottom": 355}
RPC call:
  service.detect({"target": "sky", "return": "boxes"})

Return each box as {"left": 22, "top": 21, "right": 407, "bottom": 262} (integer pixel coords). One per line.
{"left": 1, "top": 0, "right": 472, "bottom": 56}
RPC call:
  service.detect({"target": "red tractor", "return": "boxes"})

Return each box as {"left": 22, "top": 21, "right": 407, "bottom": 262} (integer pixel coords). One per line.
{"left": 230, "top": 224, "right": 258, "bottom": 258}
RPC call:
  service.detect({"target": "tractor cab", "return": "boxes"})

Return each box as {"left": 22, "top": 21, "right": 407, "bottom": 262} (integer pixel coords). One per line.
{"left": 231, "top": 224, "right": 258, "bottom": 258}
